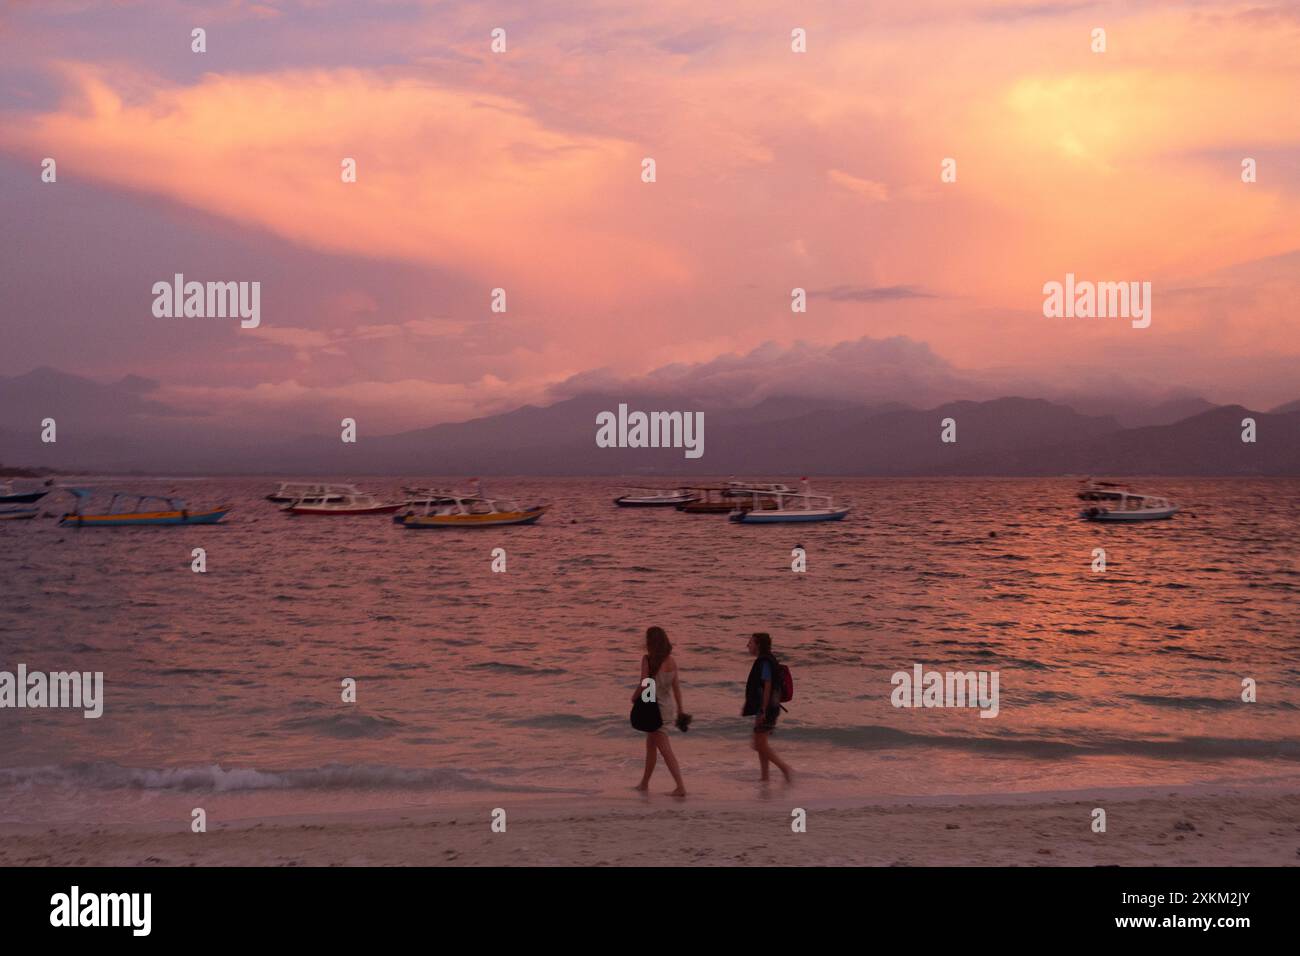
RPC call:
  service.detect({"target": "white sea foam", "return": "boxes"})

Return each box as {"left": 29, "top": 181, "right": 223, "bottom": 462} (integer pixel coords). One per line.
{"left": 0, "top": 763, "right": 543, "bottom": 793}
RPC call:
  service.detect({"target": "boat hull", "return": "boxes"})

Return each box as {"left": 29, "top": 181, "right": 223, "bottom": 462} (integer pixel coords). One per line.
{"left": 0, "top": 507, "right": 39, "bottom": 521}
{"left": 287, "top": 504, "right": 401, "bottom": 516}
{"left": 0, "top": 490, "right": 48, "bottom": 504}
{"left": 730, "top": 507, "right": 849, "bottom": 524}
{"left": 400, "top": 506, "right": 548, "bottom": 528}
{"left": 677, "top": 501, "right": 741, "bottom": 514}
{"left": 59, "top": 507, "right": 230, "bottom": 527}
{"left": 679, "top": 500, "right": 776, "bottom": 514}
{"left": 1081, "top": 508, "right": 1178, "bottom": 522}
{"left": 614, "top": 496, "right": 695, "bottom": 507}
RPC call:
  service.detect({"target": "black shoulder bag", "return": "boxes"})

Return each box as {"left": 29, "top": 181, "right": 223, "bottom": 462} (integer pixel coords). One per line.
{"left": 629, "top": 656, "right": 664, "bottom": 732}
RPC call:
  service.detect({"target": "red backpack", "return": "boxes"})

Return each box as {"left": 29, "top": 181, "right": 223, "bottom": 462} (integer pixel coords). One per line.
{"left": 776, "top": 663, "right": 794, "bottom": 703}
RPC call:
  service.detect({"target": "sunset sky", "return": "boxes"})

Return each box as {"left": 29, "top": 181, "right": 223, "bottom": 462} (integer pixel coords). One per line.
{"left": 2, "top": 0, "right": 1298, "bottom": 434}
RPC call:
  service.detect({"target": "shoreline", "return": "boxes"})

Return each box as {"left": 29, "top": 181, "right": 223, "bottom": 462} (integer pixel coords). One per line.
{"left": 4, "top": 780, "right": 1296, "bottom": 867}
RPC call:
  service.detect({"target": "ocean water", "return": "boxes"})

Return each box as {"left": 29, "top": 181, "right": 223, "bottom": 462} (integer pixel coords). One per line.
{"left": 1, "top": 476, "right": 1297, "bottom": 825}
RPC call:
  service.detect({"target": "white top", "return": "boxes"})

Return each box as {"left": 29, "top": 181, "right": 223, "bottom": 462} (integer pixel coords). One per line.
{"left": 653, "top": 661, "right": 677, "bottom": 724}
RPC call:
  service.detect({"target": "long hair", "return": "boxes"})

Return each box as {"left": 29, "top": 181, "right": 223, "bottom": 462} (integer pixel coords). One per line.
{"left": 645, "top": 626, "right": 672, "bottom": 675}
{"left": 752, "top": 631, "right": 774, "bottom": 658}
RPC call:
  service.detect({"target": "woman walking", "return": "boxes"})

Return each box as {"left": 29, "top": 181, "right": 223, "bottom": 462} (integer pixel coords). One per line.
{"left": 743, "top": 632, "right": 793, "bottom": 783}
{"left": 632, "top": 626, "right": 687, "bottom": 796}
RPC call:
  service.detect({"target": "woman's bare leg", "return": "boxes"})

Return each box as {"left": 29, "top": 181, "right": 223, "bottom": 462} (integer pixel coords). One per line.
{"left": 635, "top": 734, "right": 657, "bottom": 790}
{"left": 752, "top": 731, "right": 770, "bottom": 780}
{"left": 755, "top": 734, "right": 792, "bottom": 782}
{"left": 654, "top": 732, "right": 686, "bottom": 795}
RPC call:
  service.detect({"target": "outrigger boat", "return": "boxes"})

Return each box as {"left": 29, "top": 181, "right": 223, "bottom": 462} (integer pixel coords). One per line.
{"left": 267, "top": 481, "right": 361, "bottom": 503}
{"left": 284, "top": 489, "right": 400, "bottom": 516}
{"left": 398, "top": 493, "right": 550, "bottom": 528}
{"left": 0, "top": 480, "right": 52, "bottom": 505}
{"left": 394, "top": 481, "right": 493, "bottom": 522}
{"left": 393, "top": 487, "right": 476, "bottom": 523}
{"left": 677, "top": 485, "right": 779, "bottom": 514}
{"left": 613, "top": 487, "right": 698, "bottom": 507}
{"left": 59, "top": 488, "right": 230, "bottom": 527}
{"left": 1080, "top": 490, "right": 1178, "bottom": 522}
{"left": 0, "top": 506, "right": 40, "bottom": 521}
{"left": 728, "top": 481, "right": 849, "bottom": 524}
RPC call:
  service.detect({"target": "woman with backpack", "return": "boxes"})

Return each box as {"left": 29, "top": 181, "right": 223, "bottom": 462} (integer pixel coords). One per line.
{"left": 631, "top": 626, "right": 688, "bottom": 796}
{"left": 743, "top": 632, "right": 793, "bottom": 783}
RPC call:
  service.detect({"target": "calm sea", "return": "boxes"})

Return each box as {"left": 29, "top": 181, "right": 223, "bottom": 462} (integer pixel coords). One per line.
{"left": 2, "top": 477, "right": 1297, "bottom": 824}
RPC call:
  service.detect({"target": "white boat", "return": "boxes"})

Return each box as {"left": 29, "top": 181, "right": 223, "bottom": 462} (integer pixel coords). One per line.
{"left": 267, "top": 481, "right": 361, "bottom": 503}
{"left": 613, "top": 487, "right": 698, "bottom": 507}
{"left": 1080, "top": 491, "right": 1178, "bottom": 522}
{"left": 398, "top": 493, "right": 550, "bottom": 528}
{"left": 728, "top": 481, "right": 849, "bottom": 524}
{"left": 284, "top": 489, "right": 400, "bottom": 516}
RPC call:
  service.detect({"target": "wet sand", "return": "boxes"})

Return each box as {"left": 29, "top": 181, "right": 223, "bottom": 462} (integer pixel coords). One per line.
{"left": 4, "top": 784, "right": 1296, "bottom": 866}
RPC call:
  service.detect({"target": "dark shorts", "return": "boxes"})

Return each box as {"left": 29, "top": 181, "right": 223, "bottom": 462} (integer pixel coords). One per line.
{"left": 753, "top": 709, "right": 779, "bottom": 734}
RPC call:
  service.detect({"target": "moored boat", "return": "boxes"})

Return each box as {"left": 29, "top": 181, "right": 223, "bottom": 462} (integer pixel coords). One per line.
{"left": 59, "top": 489, "right": 230, "bottom": 527}
{"left": 677, "top": 486, "right": 779, "bottom": 514}
{"left": 392, "top": 481, "right": 491, "bottom": 521}
{"left": 284, "top": 489, "right": 400, "bottom": 516}
{"left": 614, "top": 487, "right": 697, "bottom": 507}
{"left": 728, "top": 481, "right": 849, "bottom": 524}
{"left": 393, "top": 488, "right": 477, "bottom": 523}
{"left": 1080, "top": 491, "right": 1178, "bottom": 522}
{"left": 0, "top": 506, "right": 40, "bottom": 521}
{"left": 399, "top": 494, "right": 550, "bottom": 528}
{"left": 267, "top": 481, "right": 361, "bottom": 503}
{"left": 0, "top": 480, "right": 51, "bottom": 505}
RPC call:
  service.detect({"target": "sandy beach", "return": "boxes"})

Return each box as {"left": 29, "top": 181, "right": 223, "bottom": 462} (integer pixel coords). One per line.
{"left": 4, "top": 784, "right": 1296, "bottom": 867}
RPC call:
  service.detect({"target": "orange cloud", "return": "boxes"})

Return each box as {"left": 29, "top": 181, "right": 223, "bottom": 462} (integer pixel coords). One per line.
{"left": 2, "top": 1, "right": 1298, "bottom": 414}
{"left": 4, "top": 63, "right": 691, "bottom": 306}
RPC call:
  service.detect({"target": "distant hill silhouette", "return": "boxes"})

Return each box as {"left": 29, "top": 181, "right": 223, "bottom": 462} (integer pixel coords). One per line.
{"left": 1, "top": 369, "right": 1296, "bottom": 475}
{"left": 930, "top": 406, "right": 1299, "bottom": 476}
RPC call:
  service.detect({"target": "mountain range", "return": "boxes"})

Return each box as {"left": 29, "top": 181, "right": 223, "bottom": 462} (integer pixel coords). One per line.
{"left": 1, "top": 368, "right": 1296, "bottom": 476}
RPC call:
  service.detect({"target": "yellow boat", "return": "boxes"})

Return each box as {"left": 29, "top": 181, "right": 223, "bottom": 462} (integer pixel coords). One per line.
{"left": 398, "top": 494, "right": 549, "bottom": 528}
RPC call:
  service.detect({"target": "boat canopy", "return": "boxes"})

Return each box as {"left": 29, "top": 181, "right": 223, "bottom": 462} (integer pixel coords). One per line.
{"left": 66, "top": 488, "right": 188, "bottom": 512}
{"left": 1109, "top": 491, "right": 1170, "bottom": 506}
{"left": 278, "top": 481, "right": 359, "bottom": 492}
{"left": 732, "top": 483, "right": 838, "bottom": 510}
{"left": 406, "top": 494, "right": 541, "bottom": 517}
